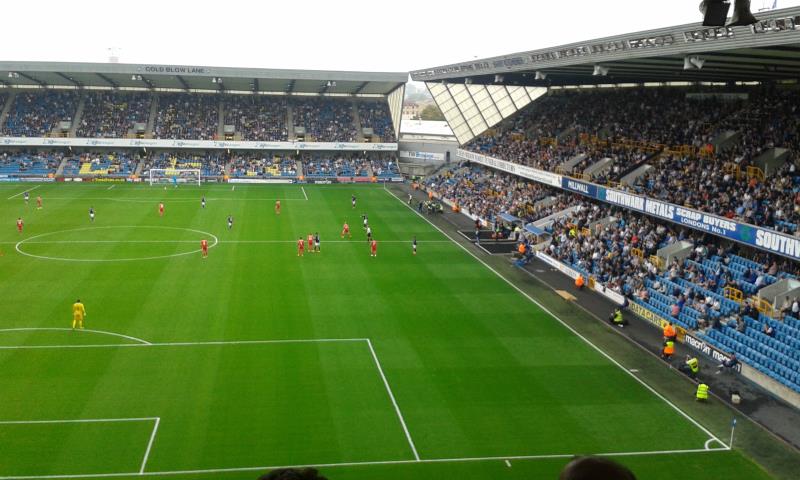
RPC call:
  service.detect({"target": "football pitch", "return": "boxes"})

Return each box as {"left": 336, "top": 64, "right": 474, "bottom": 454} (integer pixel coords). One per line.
{"left": 0, "top": 182, "right": 782, "bottom": 479}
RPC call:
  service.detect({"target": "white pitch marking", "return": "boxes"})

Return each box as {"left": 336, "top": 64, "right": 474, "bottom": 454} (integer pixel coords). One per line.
{"left": 0, "top": 447, "right": 726, "bottom": 479}
{"left": 629, "top": 369, "right": 639, "bottom": 373}
{"left": 366, "top": 338, "right": 420, "bottom": 461}
{"left": 26, "top": 197, "right": 306, "bottom": 203}
{"left": 14, "top": 226, "right": 219, "bottom": 262}
{"left": 0, "top": 337, "right": 368, "bottom": 351}
{"left": 140, "top": 417, "right": 161, "bottom": 474}
{"left": 107, "top": 185, "right": 115, "bottom": 191}
{"left": 505, "top": 460, "right": 511, "bottom": 467}
{"left": 0, "top": 328, "right": 151, "bottom": 345}
{"left": 383, "top": 186, "right": 730, "bottom": 450}
{"left": 7, "top": 185, "right": 41, "bottom": 200}
{"left": 3, "top": 240, "right": 451, "bottom": 245}
{"left": 704, "top": 438, "right": 726, "bottom": 450}
{"left": 0, "top": 417, "right": 158, "bottom": 425}
{"left": 301, "top": 186, "right": 308, "bottom": 200}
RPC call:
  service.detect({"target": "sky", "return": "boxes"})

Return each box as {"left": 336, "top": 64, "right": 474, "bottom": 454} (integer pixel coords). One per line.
{"left": 2, "top": 0, "right": 798, "bottom": 74}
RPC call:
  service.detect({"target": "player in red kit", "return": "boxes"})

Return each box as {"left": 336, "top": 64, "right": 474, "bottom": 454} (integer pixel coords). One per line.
{"left": 275, "top": 200, "right": 281, "bottom": 215}
{"left": 36, "top": 196, "right": 42, "bottom": 209}
{"left": 201, "top": 239, "right": 208, "bottom": 258}
{"left": 307, "top": 233, "right": 314, "bottom": 251}
{"left": 370, "top": 239, "right": 377, "bottom": 257}
{"left": 158, "top": 203, "right": 164, "bottom": 217}
{"left": 297, "top": 237, "right": 305, "bottom": 257}
{"left": 16, "top": 218, "right": 23, "bottom": 234}
{"left": 341, "top": 222, "right": 351, "bottom": 239}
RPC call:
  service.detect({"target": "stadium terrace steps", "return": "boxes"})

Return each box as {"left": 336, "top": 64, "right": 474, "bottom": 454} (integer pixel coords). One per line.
{"left": 217, "top": 98, "right": 224, "bottom": 139}
{"left": 286, "top": 103, "right": 295, "bottom": 140}
{"left": 351, "top": 101, "right": 365, "bottom": 142}
{"left": 55, "top": 156, "right": 68, "bottom": 176}
{"left": 712, "top": 130, "right": 741, "bottom": 151}
{"left": 69, "top": 92, "right": 86, "bottom": 137}
{"left": 559, "top": 153, "right": 586, "bottom": 173}
{"left": 582, "top": 156, "right": 613, "bottom": 178}
{"left": 146, "top": 94, "right": 158, "bottom": 137}
{"left": 755, "top": 147, "right": 792, "bottom": 174}
{"left": 0, "top": 91, "right": 14, "bottom": 128}
{"left": 620, "top": 163, "right": 653, "bottom": 186}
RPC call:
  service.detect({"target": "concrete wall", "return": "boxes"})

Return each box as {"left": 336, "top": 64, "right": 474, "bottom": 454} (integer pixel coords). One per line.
{"left": 742, "top": 363, "right": 800, "bottom": 409}
{"left": 398, "top": 138, "right": 459, "bottom": 166}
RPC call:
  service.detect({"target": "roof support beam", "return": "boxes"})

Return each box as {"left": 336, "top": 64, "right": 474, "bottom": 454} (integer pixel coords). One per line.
{"left": 176, "top": 75, "right": 190, "bottom": 91}
{"left": 252, "top": 78, "right": 259, "bottom": 93}
{"left": 140, "top": 76, "right": 155, "bottom": 90}
{"left": 17, "top": 72, "right": 46, "bottom": 87}
{"left": 55, "top": 72, "right": 82, "bottom": 88}
{"left": 286, "top": 79, "right": 295, "bottom": 94}
{"left": 353, "top": 81, "right": 369, "bottom": 95}
{"left": 96, "top": 73, "right": 118, "bottom": 89}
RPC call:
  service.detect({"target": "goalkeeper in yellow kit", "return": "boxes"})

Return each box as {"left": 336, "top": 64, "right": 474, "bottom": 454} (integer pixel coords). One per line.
{"left": 72, "top": 299, "right": 86, "bottom": 329}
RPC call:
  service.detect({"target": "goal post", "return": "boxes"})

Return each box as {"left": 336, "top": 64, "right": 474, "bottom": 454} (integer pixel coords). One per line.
{"left": 148, "top": 168, "right": 201, "bottom": 186}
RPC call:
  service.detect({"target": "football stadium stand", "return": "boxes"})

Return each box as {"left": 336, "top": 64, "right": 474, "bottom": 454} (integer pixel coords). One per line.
{"left": 77, "top": 91, "right": 151, "bottom": 138}
{"left": 301, "top": 152, "right": 389, "bottom": 178}
{"left": 291, "top": 97, "right": 358, "bottom": 142}
{"left": 424, "top": 163, "right": 800, "bottom": 392}
{"left": 228, "top": 153, "right": 297, "bottom": 178}
{"left": 0, "top": 150, "right": 63, "bottom": 176}
{"left": 223, "top": 94, "right": 288, "bottom": 141}
{"left": 153, "top": 93, "right": 219, "bottom": 140}
{"left": 142, "top": 151, "right": 225, "bottom": 177}
{"left": 358, "top": 100, "right": 396, "bottom": 142}
{"left": 464, "top": 88, "right": 800, "bottom": 234}
{"left": 2, "top": 90, "right": 79, "bottom": 137}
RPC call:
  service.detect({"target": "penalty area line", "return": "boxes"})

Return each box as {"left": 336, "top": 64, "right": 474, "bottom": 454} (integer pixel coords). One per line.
{"left": 0, "top": 328, "right": 151, "bottom": 345}
{"left": 0, "top": 337, "right": 369, "bottom": 351}
{"left": 140, "top": 418, "right": 161, "bottom": 474}
{"left": 365, "top": 338, "right": 420, "bottom": 461}
{"left": 7, "top": 185, "right": 41, "bottom": 200}
{"left": 383, "top": 186, "right": 730, "bottom": 450}
{"left": 0, "top": 447, "right": 727, "bottom": 479}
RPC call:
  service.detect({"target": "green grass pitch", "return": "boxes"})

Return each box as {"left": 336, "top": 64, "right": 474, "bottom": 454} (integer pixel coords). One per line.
{"left": 0, "top": 182, "right": 778, "bottom": 479}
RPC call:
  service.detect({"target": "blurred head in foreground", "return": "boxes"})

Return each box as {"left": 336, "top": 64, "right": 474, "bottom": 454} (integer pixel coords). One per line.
{"left": 258, "top": 467, "right": 327, "bottom": 480}
{"left": 560, "top": 456, "right": 636, "bottom": 480}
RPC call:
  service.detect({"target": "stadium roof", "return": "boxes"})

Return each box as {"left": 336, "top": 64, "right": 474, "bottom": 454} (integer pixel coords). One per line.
{"left": 399, "top": 120, "right": 454, "bottom": 138}
{"left": 411, "top": 6, "right": 800, "bottom": 86}
{"left": 0, "top": 61, "right": 408, "bottom": 95}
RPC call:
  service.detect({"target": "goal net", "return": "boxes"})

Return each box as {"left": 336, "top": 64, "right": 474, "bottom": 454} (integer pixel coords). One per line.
{"left": 148, "top": 168, "right": 202, "bottom": 186}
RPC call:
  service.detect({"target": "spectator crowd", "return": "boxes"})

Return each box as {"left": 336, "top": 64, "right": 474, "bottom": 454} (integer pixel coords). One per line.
{"left": 2, "top": 91, "right": 79, "bottom": 137}
{"left": 224, "top": 95, "right": 288, "bottom": 141}
{"left": 467, "top": 87, "right": 800, "bottom": 235}
{"left": 77, "top": 92, "right": 151, "bottom": 138}
{"left": 153, "top": 93, "right": 219, "bottom": 140}
{"left": 292, "top": 98, "right": 357, "bottom": 142}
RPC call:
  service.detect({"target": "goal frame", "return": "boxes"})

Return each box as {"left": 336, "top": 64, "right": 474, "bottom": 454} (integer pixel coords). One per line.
{"left": 148, "top": 169, "right": 202, "bottom": 186}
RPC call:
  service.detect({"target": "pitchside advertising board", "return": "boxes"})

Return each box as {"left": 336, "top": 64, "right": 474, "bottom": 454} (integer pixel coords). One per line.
{"left": 0, "top": 137, "right": 398, "bottom": 152}
{"left": 399, "top": 151, "right": 445, "bottom": 161}
{"left": 534, "top": 251, "right": 626, "bottom": 305}
{"left": 683, "top": 333, "right": 742, "bottom": 373}
{"left": 537, "top": 242, "right": 743, "bottom": 371}
{"left": 599, "top": 187, "right": 800, "bottom": 262}
{"left": 627, "top": 302, "right": 687, "bottom": 342}
{"left": 457, "top": 149, "right": 800, "bottom": 262}
{"left": 457, "top": 150, "right": 562, "bottom": 187}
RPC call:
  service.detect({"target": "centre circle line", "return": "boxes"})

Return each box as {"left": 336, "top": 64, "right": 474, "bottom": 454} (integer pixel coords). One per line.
{"left": 15, "top": 226, "right": 219, "bottom": 262}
